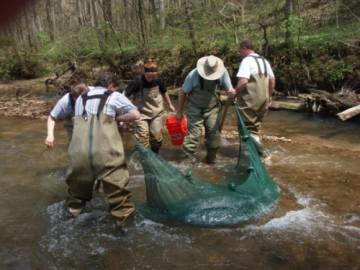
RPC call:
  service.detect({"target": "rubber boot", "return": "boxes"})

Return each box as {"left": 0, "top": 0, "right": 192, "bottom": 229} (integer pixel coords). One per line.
{"left": 150, "top": 141, "right": 161, "bottom": 154}
{"left": 180, "top": 150, "right": 197, "bottom": 164}
{"left": 205, "top": 149, "right": 217, "bottom": 164}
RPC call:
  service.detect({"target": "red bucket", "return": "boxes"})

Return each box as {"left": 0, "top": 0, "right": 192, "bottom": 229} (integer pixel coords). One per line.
{"left": 166, "top": 114, "right": 188, "bottom": 145}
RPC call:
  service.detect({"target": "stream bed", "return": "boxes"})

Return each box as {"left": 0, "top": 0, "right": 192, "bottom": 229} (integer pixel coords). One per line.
{"left": 0, "top": 110, "right": 359, "bottom": 270}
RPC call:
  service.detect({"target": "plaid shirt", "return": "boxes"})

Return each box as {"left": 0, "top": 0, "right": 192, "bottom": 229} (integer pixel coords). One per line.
{"left": 74, "top": 87, "right": 136, "bottom": 117}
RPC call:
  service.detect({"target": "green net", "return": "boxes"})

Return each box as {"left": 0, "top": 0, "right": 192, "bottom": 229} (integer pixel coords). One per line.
{"left": 136, "top": 108, "right": 279, "bottom": 227}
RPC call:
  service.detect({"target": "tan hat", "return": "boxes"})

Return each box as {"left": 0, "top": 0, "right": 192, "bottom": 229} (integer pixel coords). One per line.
{"left": 197, "top": 55, "right": 225, "bottom": 81}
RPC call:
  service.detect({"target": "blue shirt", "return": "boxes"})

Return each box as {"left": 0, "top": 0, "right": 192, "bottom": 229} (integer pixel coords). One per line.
{"left": 182, "top": 68, "right": 233, "bottom": 93}
{"left": 50, "top": 93, "right": 74, "bottom": 120}
{"left": 74, "top": 87, "right": 136, "bottom": 117}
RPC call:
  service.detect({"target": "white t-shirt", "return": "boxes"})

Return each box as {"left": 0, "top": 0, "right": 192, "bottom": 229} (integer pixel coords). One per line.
{"left": 236, "top": 53, "right": 275, "bottom": 79}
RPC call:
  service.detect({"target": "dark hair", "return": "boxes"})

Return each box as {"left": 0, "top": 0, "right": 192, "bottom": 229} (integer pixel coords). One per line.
{"left": 95, "top": 72, "right": 119, "bottom": 87}
{"left": 239, "top": 40, "right": 254, "bottom": 50}
{"left": 71, "top": 83, "right": 88, "bottom": 97}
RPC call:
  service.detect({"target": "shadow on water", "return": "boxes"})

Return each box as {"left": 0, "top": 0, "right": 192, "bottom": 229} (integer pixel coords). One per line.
{"left": 0, "top": 110, "right": 360, "bottom": 269}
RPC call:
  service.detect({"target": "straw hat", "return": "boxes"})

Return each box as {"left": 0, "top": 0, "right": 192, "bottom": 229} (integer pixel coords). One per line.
{"left": 196, "top": 55, "right": 225, "bottom": 81}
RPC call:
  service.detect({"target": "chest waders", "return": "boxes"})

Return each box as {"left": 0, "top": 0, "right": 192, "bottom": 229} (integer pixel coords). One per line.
{"left": 132, "top": 79, "right": 165, "bottom": 153}
{"left": 65, "top": 91, "right": 134, "bottom": 226}
{"left": 183, "top": 74, "right": 222, "bottom": 163}
{"left": 237, "top": 55, "right": 269, "bottom": 135}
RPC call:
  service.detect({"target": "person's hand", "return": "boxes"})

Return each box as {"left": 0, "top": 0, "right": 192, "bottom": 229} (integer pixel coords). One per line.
{"left": 45, "top": 135, "right": 55, "bottom": 148}
{"left": 266, "top": 97, "right": 272, "bottom": 109}
{"left": 175, "top": 110, "right": 183, "bottom": 120}
{"left": 227, "top": 88, "right": 237, "bottom": 99}
{"left": 168, "top": 104, "right": 175, "bottom": 113}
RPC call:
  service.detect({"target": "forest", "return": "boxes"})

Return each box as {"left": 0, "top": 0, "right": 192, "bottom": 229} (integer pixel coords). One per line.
{"left": 0, "top": 0, "right": 359, "bottom": 116}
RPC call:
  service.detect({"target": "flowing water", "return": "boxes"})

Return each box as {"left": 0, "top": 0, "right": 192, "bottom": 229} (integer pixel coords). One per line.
{"left": 0, "top": 111, "right": 359, "bottom": 270}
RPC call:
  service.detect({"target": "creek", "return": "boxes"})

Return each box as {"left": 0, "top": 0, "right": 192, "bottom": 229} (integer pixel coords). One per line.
{"left": 0, "top": 110, "right": 359, "bottom": 269}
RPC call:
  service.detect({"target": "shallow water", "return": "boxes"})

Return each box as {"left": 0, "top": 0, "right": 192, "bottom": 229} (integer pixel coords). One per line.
{"left": 0, "top": 110, "right": 359, "bottom": 270}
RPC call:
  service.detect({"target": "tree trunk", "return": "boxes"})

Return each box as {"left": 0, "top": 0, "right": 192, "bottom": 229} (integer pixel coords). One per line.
{"left": 46, "top": 0, "right": 55, "bottom": 42}
{"left": 76, "top": 0, "right": 83, "bottom": 26}
{"left": 102, "top": 0, "right": 113, "bottom": 41}
{"left": 24, "top": 8, "right": 36, "bottom": 49}
{"left": 285, "top": 0, "right": 294, "bottom": 45}
{"left": 123, "top": 0, "right": 129, "bottom": 32}
{"left": 335, "top": 0, "right": 340, "bottom": 28}
{"left": 92, "top": 0, "right": 106, "bottom": 53}
{"left": 184, "top": 0, "right": 197, "bottom": 54}
{"left": 103, "top": 0, "right": 113, "bottom": 24}
{"left": 137, "top": 0, "right": 148, "bottom": 49}
{"left": 160, "top": 0, "right": 166, "bottom": 30}
{"left": 31, "top": 1, "right": 41, "bottom": 32}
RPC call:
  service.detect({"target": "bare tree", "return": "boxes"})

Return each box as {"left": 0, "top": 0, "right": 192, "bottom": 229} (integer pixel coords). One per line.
{"left": 137, "top": 0, "right": 148, "bottom": 49}
{"left": 46, "top": 0, "right": 55, "bottom": 42}
{"left": 91, "top": 0, "right": 106, "bottom": 53}
{"left": 184, "top": 0, "right": 197, "bottom": 53}
{"left": 285, "top": 0, "right": 294, "bottom": 45}
{"left": 160, "top": 0, "right": 166, "bottom": 30}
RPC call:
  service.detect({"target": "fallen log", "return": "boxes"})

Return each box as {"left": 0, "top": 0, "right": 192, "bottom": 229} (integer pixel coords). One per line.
{"left": 337, "top": 104, "right": 360, "bottom": 121}
{"left": 270, "top": 99, "right": 304, "bottom": 110}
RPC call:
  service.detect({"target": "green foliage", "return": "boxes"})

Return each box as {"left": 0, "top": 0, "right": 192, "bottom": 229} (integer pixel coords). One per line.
{"left": 2, "top": 53, "right": 47, "bottom": 79}
{"left": 311, "top": 57, "right": 354, "bottom": 90}
{"left": 285, "top": 15, "right": 305, "bottom": 45}
{"left": 0, "top": 0, "right": 358, "bottom": 96}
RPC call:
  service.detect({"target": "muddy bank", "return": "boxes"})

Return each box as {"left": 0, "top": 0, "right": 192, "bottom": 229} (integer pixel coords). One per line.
{"left": 0, "top": 77, "right": 55, "bottom": 119}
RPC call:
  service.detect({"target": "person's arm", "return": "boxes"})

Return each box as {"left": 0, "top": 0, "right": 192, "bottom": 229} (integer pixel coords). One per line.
{"left": 162, "top": 92, "right": 175, "bottom": 112}
{"left": 45, "top": 116, "right": 56, "bottom": 148}
{"left": 176, "top": 90, "right": 187, "bottom": 120}
{"left": 124, "top": 78, "right": 140, "bottom": 97}
{"left": 232, "top": 57, "right": 251, "bottom": 97}
{"left": 235, "top": 78, "right": 248, "bottom": 94}
{"left": 116, "top": 108, "right": 140, "bottom": 122}
{"left": 265, "top": 60, "right": 275, "bottom": 105}
{"left": 220, "top": 69, "right": 236, "bottom": 98}
{"left": 45, "top": 93, "right": 72, "bottom": 148}
{"left": 268, "top": 77, "right": 275, "bottom": 105}
{"left": 157, "top": 78, "right": 175, "bottom": 112}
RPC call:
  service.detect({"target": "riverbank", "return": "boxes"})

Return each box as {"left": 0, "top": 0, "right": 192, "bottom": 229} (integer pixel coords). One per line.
{"left": 0, "top": 78, "right": 359, "bottom": 122}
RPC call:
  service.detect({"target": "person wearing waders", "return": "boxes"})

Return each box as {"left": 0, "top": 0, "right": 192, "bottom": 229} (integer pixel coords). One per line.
{"left": 125, "top": 58, "right": 175, "bottom": 153}
{"left": 228, "top": 40, "right": 276, "bottom": 157}
{"left": 65, "top": 73, "right": 140, "bottom": 228}
{"left": 45, "top": 83, "right": 88, "bottom": 148}
{"left": 176, "top": 55, "right": 234, "bottom": 164}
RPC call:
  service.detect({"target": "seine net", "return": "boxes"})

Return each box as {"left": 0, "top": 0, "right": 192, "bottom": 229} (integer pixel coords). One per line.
{"left": 136, "top": 107, "right": 279, "bottom": 226}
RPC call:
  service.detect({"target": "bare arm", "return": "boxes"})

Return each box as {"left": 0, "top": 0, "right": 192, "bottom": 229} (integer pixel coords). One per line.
{"left": 45, "top": 116, "right": 56, "bottom": 148}
{"left": 235, "top": 78, "right": 248, "bottom": 94}
{"left": 176, "top": 90, "right": 187, "bottom": 120}
{"left": 268, "top": 78, "right": 276, "bottom": 104}
{"left": 162, "top": 92, "right": 175, "bottom": 112}
{"left": 116, "top": 109, "right": 141, "bottom": 122}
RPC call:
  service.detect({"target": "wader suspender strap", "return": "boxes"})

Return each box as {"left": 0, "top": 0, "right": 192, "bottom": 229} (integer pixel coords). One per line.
{"left": 197, "top": 75, "right": 222, "bottom": 112}
{"left": 81, "top": 90, "right": 113, "bottom": 117}
{"left": 97, "top": 90, "right": 113, "bottom": 117}
{"left": 251, "top": 56, "right": 268, "bottom": 77}
{"left": 199, "top": 76, "right": 220, "bottom": 90}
